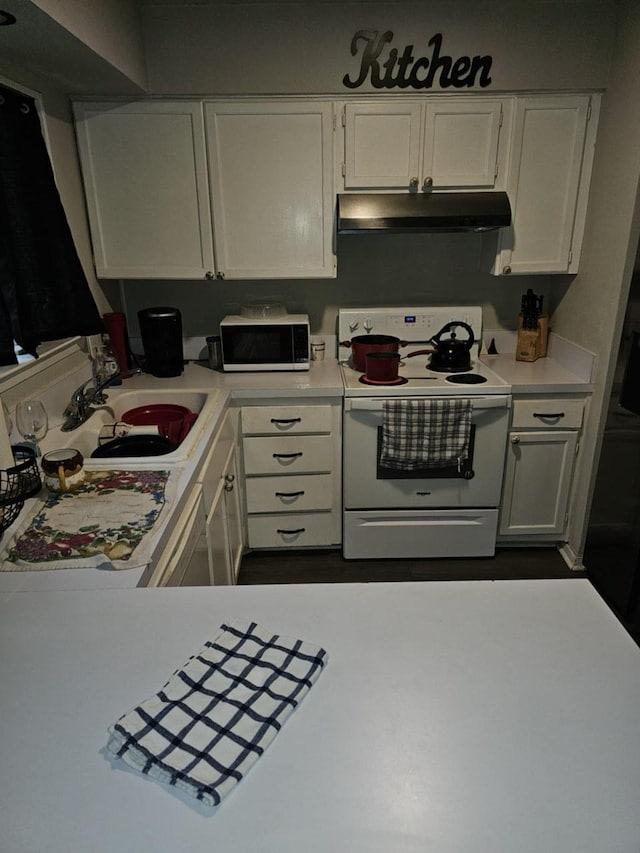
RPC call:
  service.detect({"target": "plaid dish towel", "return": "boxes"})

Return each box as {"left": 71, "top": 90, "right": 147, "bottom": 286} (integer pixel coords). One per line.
{"left": 380, "top": 398, "right": 472, "bottom": 471}
{"left": 106, "top": 620, "right": 328, "bottom": 807}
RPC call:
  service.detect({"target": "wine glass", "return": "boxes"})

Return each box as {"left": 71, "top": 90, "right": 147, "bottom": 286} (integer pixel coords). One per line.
{"left": 15, "top": 400, "right": 48, "bottom": 457}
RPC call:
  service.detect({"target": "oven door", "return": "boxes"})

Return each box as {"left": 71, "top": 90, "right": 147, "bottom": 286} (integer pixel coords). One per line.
{"left": 343, "top": 395, "right": 510, "bottom": 509}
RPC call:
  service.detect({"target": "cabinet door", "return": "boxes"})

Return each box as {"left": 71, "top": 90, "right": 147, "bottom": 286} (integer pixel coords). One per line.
{"left": 500, "top": 430, "right": 578, "bottom": 537}
{"left": 422, "top": 100, "right": 503, "bottom": 188}
{"left": 73, "top": 101, "right": 215, "bottom": 279}
{"left": 205, "top": 101, "right": 335, "bottom": 278}
{"left": 223, "top": 444, "right": 244, "bottom": 583}
{"left": 343, "top": 101, "right": 422, "bottom": 189}
{"left": 498, "top": 96, "right": 591, "bottom": 274}
{"left": 150, "top": 485, "right": 207, "bottom": 587}
{"left": 206, "top": 474, "right": 233, "bottom": 586}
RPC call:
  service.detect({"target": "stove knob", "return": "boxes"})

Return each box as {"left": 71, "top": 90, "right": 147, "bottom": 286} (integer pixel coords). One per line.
{"left": 349, "top": 321, "right": 359, "bottom": 332}
{"left": 363, "top": 318, "right": 373, "bottom": 332}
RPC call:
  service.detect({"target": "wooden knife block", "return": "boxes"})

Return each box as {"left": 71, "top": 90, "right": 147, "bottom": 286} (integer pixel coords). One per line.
{"left": 516, "top": 314, "right": 548, "bottom": 362}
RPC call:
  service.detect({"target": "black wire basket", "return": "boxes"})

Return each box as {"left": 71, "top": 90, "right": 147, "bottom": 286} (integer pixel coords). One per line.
{"left": 0, "top": 446, "right": 42, "bottom": 537}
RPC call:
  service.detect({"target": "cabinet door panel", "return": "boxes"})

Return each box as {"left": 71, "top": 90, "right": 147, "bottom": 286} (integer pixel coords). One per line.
{"left": 500, "top": 431, "right": 578, "bottom": 536}
{"left": 223, "top": 446, "right": 244, "bottom": 582}
{"left": 500, "top": 96, "right": 590, "bottom": 273}
{"left": 73, "top": 101, "right": 215, "bottom": 279}
{"left": 344, "top": 102, "right": 422, "bottom": 189}
{"left": 205, "top": 102, "right": 335, "bottom": 278}
{"left": 423, "top": 101, "right": 502, "bottom": 188}
{"left": 206, "top": 478, "right": 233, "bottom": 586}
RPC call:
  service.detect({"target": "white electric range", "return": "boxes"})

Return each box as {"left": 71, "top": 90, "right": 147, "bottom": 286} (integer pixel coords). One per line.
{"left": 339, "top": 307, "right": 512, "bottom": 560}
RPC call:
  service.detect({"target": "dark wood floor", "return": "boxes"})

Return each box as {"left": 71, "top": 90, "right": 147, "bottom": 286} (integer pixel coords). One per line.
{"left": 238, "top": 546, "right": 584, "bottom": 585}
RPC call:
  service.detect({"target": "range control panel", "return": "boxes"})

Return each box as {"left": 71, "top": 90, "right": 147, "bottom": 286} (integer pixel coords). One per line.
{"left": 338, "top": 306, "right": 482, "bottom": 354}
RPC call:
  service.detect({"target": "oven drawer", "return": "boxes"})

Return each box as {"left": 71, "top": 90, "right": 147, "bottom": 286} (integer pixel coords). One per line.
{"left": 511, "top": 399, "right": 584, "bottom": 429}
{"left": 245, "top": 474, "right": 332, "bottom": 513}
{"left": 247, "top": 511, "right": 338, "bottom": 548}
{"left": 243, "top": 435, "right": 333, "bottom": 475}
{"left": 343, "top": 509, "right": 499, "bottom": 559}
{"left": 242, "top": 405, "right": 332, "bottom": 435}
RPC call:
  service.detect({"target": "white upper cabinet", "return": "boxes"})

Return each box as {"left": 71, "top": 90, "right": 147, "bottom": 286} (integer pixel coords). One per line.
{"left": 344, "top": 101, "right": 422, "bottom": 189}
{"left": 73, "top": 101, "right": 215, "bottom": 279}
{"left": 490, "top": 95, "right": 599, "bottom": 275}
{"left": 204, "top": 101, "right": 336, "bottom": 279}
{"left": 343, "top": 98, "right": 506, "bottom": 191}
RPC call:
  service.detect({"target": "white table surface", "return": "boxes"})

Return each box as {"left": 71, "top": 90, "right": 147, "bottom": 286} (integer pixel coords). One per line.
{"left": 2, "top": 579, "right": 639, "bottom": 853}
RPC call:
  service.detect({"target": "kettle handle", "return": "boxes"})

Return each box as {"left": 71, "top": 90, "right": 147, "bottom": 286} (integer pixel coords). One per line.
{"left": 431, "top": 321, "right": 475, "bottom": 349}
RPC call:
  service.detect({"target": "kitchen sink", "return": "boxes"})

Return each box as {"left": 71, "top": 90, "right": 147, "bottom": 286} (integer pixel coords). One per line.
{"left": 40, "top": 389, "right": 219, "bottom": 465}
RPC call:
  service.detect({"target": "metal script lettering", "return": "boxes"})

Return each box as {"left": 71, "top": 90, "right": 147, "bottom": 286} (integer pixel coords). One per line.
{"left": 343, "top": 30, "right": 493, "bottom": 90}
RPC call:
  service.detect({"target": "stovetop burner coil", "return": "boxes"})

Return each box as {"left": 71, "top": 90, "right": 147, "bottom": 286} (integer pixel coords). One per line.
{"left": 445, "top": 373, "right": 487, "bottom": 384}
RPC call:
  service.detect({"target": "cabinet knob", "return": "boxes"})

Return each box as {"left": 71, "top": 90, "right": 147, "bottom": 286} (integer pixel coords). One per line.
{"left": 224, "top": 473, "right": 235, "bottom": 483}
{"left": 205, "top": 270, "right": 214, "bottom": 279}
{"left": 409, "top": 177, "right": 419, "bottom": 189}
{"left": 217, "top": 271, "right": 225, "bottom": 280}
{"left": 503, "top": 265, "right": 512, "bottom": 275}
{"left": 511, "top": 436, "right": 520, "bottom": 445}
{"left": 423, "top": 177, "right": 433, "bottom": 189}
{"left": 224, "top": 481, "right": 234, "bottom": 492}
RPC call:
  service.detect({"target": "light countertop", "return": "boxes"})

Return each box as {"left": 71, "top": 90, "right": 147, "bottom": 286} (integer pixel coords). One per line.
{"left": 1, "top": 579, "right": 639, "bottom": 852}
{"left": 481, "top": 353, "right": 593, "bottom": 394}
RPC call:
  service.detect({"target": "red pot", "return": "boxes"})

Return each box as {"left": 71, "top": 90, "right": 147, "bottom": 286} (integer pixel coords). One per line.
{"left": 365, "top": 351, "right": 401, "bottom": 382}
{"left": 340, "top": 334, "right": 401, "bottom": 371}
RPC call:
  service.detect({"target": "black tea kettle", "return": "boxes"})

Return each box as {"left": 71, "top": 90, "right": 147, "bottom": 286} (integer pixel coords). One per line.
{"left": 428, "top": 321, "right": 475, "bottom": 372}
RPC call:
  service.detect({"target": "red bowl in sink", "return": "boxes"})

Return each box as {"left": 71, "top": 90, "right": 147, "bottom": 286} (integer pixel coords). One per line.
{"left": 121, "top": 404, "right": 194, "bottom": 442}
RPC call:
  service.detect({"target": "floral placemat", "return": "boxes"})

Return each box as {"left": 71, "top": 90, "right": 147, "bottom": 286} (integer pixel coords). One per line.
{"left": 2, "top": 470, "right": 171, "bottom": 571}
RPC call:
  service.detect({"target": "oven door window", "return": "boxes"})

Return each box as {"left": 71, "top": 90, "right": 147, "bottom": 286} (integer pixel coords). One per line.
{"left": 376, "top": 426, "right": 476, "bottom": 480}
{"left": 222, "top": 325, "right": 293, "bottom": 365}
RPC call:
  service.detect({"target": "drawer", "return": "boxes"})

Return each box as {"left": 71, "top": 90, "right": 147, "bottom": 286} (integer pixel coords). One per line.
{"left": 511, "top": 398, "right": 584, "bottom": 429}
{"left": 245, "top": 474, "right": 333, "bottom": 513}
{"left": 243, "top": 435, "right": 333, "bottom": 475}
{"left": 247, "top": 511, "right": 337, "bottom": 548}
{"left": 241, "top": 405, "right": 332, "bottom": 435}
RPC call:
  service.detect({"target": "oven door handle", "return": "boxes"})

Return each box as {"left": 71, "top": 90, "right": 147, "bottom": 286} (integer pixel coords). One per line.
{"left": 344, "top": 395, "right": 511, "bottom": 412}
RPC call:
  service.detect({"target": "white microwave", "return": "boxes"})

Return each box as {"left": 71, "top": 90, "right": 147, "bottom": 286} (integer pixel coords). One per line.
{"left": 219, "top": 315, "right": 310, "bottom": 371}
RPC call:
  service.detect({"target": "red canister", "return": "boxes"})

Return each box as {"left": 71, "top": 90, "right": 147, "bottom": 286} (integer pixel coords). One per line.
{"left": 102, "top": 312, "right": 130, "bottom": 374}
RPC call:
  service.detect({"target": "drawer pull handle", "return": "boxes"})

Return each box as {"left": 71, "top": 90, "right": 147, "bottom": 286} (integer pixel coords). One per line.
{"left": 275, "top": 491, "right": 305, "bottom": 498}
{"left": 270, "top": 417, "right": 302, "bottom": 424}
{"left": 533, "top": 412, "right": 565, "bottom": 419}
{"left": 277, "top": 527, "right": 306, "bottom": 535}
{"left": 273, "top": 452, "right": 303, "bottom": 459}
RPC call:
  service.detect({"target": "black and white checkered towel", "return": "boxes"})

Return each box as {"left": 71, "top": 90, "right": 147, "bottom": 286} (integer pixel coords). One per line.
{"left": 106, "top": 620, "right": 328, "bottom": 807}
{"left": 380, "top": 398, "right": 472, "bottom": 471}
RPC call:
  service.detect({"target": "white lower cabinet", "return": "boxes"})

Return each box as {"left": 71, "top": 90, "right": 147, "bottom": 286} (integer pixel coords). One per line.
{"left": 199, "top": 409, "right": 244, "bottom": 584}
{"left": 499, "top": 397, "right": 584, "bottom": 540}
{"left": 148, "top": 485, "right": 209, "bottom": 587}
{"left": 240, "top": 401, "right": 341, "bottom": 548}
{"left": 205, "top": 441, "right": 244, "bottom": 584}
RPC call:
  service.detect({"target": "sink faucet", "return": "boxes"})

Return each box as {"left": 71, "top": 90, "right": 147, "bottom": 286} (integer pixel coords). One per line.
{"left": 60, "top": 373, "right": 120, "bottom": 432}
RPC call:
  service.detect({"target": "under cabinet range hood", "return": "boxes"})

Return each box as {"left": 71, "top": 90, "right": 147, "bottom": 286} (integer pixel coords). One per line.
{"left": 337, "top": 191, "right": 511, "bottom": 234}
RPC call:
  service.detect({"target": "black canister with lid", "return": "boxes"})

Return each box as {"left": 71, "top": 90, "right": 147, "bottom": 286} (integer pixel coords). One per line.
{"left": 138, "top": 307, "right": 184, "bottom": 377}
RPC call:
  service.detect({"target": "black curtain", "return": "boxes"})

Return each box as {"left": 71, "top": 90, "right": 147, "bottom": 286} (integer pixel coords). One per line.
{"left": 0, "top": 84, "right": 103, "bottom": 365}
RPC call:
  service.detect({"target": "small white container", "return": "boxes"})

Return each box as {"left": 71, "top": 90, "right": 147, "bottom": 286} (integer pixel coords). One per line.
{"left": 311, "top": 340, "right": 326, "bottom": 361}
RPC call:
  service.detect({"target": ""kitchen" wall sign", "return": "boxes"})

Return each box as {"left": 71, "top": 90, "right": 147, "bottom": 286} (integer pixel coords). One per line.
{"left": 343, "top": 31, "right": 493, "bottom": 90}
